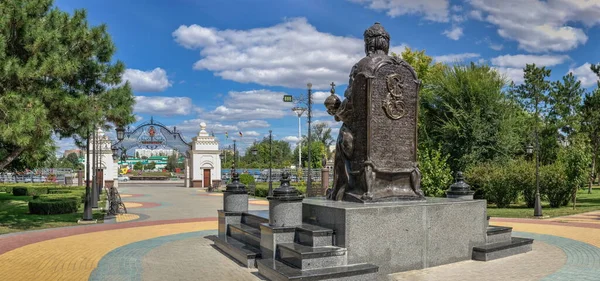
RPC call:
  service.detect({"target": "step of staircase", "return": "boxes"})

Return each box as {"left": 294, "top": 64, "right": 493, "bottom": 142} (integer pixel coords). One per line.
{"left": 212, "top": 235, "right": 262, "bottom": 268}
{"left": 277, "top": 243, "right": 346, "bottom": 270}
{"left": 257, "top": 258, "right": 378, "bottom": 281}
{"left": 473, "top": 237, "right": 533, "bottom": 261}
{"left": 486, "top": 225, "right": 513, "bottom": 244}
{"left": 229, "top": 223, "right": 261, "bottom": 248}
{"left": 295, "top": 224, "right": 334, "bottom": 247}
{"left": 242, "top": 211, "right": 269, "bottom": 229}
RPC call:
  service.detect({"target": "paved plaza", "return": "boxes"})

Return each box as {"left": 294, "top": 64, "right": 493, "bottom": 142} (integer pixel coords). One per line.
{"left": 0, "top": 183, "right": 599, "bottom": 281}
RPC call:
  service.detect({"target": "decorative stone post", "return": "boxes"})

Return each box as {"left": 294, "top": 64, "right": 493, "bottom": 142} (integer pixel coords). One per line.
{"left": 267, "top": 171, "right": 304, "bottom": 227}
{"left": 321, "top": 167, "right": 329, "bottom": 196}
{"left": 446, "top": 171, "right": 474, "bottom": 200}
{"left": 184, "top": 159, "right": 190, "bottom": 188}
{"left": 223, "top": 171, "right": 248, "bottom": 213}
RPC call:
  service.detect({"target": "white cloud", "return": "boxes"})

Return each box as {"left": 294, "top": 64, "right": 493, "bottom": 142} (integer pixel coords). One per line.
{"left": 569, "top": 63, "right": 600, "bottom": 88}
{"left": 349, "top": 0, "right": 450, "bottom": 22}
{"left": 123, "top": 68, "right": 171, "bottom": 92}
{"left": 282, "top": 136, "right": 300, "bottom": 143}
{"left": 134, "top": 96, "right": 193, "bottom": 116}
{"left": 468, "top": 0, "right": 600, "bottom": 52}
{"left": 492, "top": 67, "right": 525, "bottom": 84}
{"left": 490, "top": 54, "right": 570, "bottom": 69}
{"left": 469, "top": 10, "right": 483, "bottom": 20}
{"left": 172, "top": 18, "right": 406, "bottom": 89}
{"left": 243, "top": 131, "right": 260, "bottom": 137}
{"left": 237, "top": 120, "right": 270, "bottom": 129}
{"left": 173, "top": 119, "right": 238, "bottom": 137}
{"left": 489, "top": 43, "right": 503, "bottom": 51}
{"left": 134, "top": 115, "right": 144, "bottom": 122}
{"left": 434, "top": 53, "right": 480, "bottom": 63}
{"left": 442, "top": 26, "right": 463, "bottom": 40}
{"left": 202, "top": 89, "right": 291, "bottom": 121}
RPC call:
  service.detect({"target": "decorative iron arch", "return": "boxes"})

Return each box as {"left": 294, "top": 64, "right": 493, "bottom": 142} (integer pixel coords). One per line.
{"left": 113, "top": 117, "right": 191, "bottom": 158}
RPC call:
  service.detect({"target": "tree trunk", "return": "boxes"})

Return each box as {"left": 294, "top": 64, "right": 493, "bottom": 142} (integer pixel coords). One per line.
{"left": 591, "top": 137, "right": 598, "bottom": 194}
{"left": 0, "top": 146, "right": 25, "bottom": 170}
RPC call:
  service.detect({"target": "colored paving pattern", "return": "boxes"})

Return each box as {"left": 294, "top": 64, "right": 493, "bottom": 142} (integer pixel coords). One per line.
{"left": 3, "top": 182, "right": 600, "bottom": 281}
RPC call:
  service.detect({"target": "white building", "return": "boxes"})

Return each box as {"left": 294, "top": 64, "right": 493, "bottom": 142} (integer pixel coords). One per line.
{"left": 134, "top": 148, "right": 174, "bottom": 158}
{"left": 188, "top": 122, "right": 221, "bottom": 187}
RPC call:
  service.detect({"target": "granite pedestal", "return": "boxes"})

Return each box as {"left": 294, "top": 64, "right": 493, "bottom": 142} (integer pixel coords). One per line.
{"left": 302, "top": 198, "right": 487, "bottom": 279}
{"left": 223, "top": 192, "right": 248, "bottom": 213}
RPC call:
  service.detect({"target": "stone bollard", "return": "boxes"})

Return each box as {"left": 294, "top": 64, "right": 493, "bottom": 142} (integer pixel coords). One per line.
{"left": 321, "top": 167, "right": 329, "bottom": 195}
{"left": 267, "top": 171, "right": 304, "bottom": 227}
{"left": 446, "top": 171, "right": 474, "bottom": 200}
{"left": 223, "top": 171, "right": 248, "bottom": 213}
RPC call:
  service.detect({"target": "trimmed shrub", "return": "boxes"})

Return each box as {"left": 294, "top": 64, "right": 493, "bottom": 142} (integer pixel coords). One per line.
{"left": 239, "top": 174, "right": 256, "bottom": 186}
{"left": 254, "top": 185, "right": 269, "bottom": 197}
{"left": 12, "top": 187, "right": 27, "bottom": 196}
{"left": 47, "top": 189, "right": 73, "bottom": 194}
{"left": 28, "top": 198, "right": 79, "bottom": 215}
{"left": 466, "top": 162, "right": 520, "bottom": 208}
{"left": 505, "top": 159, "right": 535, "bottom": 208}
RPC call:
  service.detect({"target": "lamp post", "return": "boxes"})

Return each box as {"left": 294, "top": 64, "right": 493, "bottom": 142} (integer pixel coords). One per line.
{"left": 268, "top": 130, "right": 274, "bottom": 196}
{"left": 306, "top": 83, "right": 313, "bottom": 197}
{"left": 526, "top": 144, "right": 542, "bottom": 217}
{"left": 292, "top": 107, "right": 306, "bottom": 182}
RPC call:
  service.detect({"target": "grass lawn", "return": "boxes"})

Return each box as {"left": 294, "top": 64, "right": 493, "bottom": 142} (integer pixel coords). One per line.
{"left": 0, "top": 192, "right": 105, "bottom": 235}
{"left": 487, "top": 186, "right": 600, "bottom": 219}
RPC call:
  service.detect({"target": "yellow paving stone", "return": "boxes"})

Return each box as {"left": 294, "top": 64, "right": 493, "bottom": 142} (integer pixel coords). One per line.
{"left": 123, "top": 202, "right": 143, "bottom": 208}
{"left": 115, "top": 213, "right": 140, "bottom": 223}
{"left": 0, "top": 221, "right": 217, "bottom": 281}
{"left": 493, "top": 221, "right": 600, "bottom": 247}
{"left": 120, "top": 194, "right": 133, "bottom": 198}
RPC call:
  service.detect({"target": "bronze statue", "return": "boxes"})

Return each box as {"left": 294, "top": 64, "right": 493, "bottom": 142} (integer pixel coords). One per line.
{"left": 324, "top": 23, "right": 424, "bottom": 203}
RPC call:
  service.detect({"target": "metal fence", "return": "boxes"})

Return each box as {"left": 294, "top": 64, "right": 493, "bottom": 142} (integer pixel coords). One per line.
{"left": 222, "top": 168, "right": 333, "bottom": 186}
{"left": 0, "top": 169, "right": 76, "bottom": 185}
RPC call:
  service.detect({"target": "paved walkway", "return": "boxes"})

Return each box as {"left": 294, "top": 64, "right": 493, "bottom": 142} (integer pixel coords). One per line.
{"left": 1, "top": 184, "right": 600, "bottom": 281}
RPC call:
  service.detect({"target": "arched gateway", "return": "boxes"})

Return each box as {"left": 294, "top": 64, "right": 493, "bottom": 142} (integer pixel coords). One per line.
{"left": 111, "top": 117, "right": 221, "bottom": 187}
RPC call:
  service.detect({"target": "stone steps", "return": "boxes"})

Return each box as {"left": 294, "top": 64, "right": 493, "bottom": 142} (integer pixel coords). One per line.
{"left": 212, "top": 235, "right": 262, "bottom": 268}
{"left": 257, "top": 258, "right": 378, "bottom": 281}
{"left": 486, "top": 225, "right": 513, "bottom": 244}
{"left": 242, "top": 211, "right": 269, "bottom": 229}
{"left": 472, "top": 237, "right": 534, "bottom": 261}
{"left": 229, "top": 223, "right": 261, "bottom": 248}
{"left": 277, "top": 243, "right": 346, "bottom": 270}
{"left": 295, "top": 224, "right": 334, "bottom": 247}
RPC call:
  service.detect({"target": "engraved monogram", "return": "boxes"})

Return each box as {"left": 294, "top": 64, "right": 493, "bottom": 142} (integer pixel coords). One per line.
{"left": 382, "top": 73, "right": 406, "bottom": 120}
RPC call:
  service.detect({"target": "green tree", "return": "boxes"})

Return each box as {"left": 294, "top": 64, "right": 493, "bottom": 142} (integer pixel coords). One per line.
{"left": 582, "top": 82, "right": 600, "bottom": 192}
{"left": 133, "top": 161, "right": 143, "bottom": 171}
{"left": 242, "top": 138, "right": 292, "bottom": 168}
{"left": 294, "top": 140, "right": 326, "bottom": 168}
{"left": 0, "top": 0, "right": 135, "bottom": 170}
{"left": 426, "top": 63, "right": 523, "bottom": 171}
{"left": 165, "top": 153, "right": 178, "bottom": 172}
{"left": 418, "top": 146, "right": 452, "bottom": 197}
{"left": 146, "top": 161, "right": 156, "bottom": 170}
{"left": 65, "top": 153, "right": 80, "bottom": 168}
{"left": 312, "top": 122, "right": 334, "bottom": 147}
{"left": 548, "top": 73, "right": 584, "bottom": 144}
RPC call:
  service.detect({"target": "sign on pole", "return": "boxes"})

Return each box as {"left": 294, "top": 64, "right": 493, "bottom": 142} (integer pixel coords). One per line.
{"left": 283, "top": 95, "right": 293, "bottom": 102}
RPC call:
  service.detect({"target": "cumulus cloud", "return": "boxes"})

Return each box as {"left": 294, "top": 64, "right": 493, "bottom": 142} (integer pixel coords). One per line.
{"left": 443, "top": 26, "right": 463, "bottom": 40}
{"left": 490, "top": 54, "right": 570, "bottom": 68}
{"left": 434, "top": 53, "right": 480, "bottom": 63}
{"left": 490, "top": 54, "right": 571, "bottom": 84}
{"left": 134, "top": 96, "right": 193, "bottom": 116}
{"left": 172, "top": 18, "right": 406, "bottom": 89}
{"left": 201, "top": 90, "right": 291, "bottom": 121}
{"left": 349, "top": 0, "right": 450, "bottom": 22}
{"left": 568, "top": 63, "right": 600, "bottom": 88}
{"left": 122, "top": 68, "right": 172, "bottom": 92}
{"left": 243, "top": 131, "right": 261, "bottom": 137}
{"left": 237, "top": 120, "right": 270, "bottom": 129}
{"left": 468, "top": 0, "right": 600, "bottom": 52}
{"left": 282, "top": 136, "right": 300, "bottom": 143}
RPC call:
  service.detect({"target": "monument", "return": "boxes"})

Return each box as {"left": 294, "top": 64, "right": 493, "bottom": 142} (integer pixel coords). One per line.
{"left": 325, "top": 22, "right": 424, "bottom": 203}
{"left": 213, "top": 23, "right": 533, "bottom": 281}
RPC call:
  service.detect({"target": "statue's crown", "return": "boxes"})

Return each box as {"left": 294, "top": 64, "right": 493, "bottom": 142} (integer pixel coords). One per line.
{"left": 364, "top": 22, "right": 390, "bottom": 41}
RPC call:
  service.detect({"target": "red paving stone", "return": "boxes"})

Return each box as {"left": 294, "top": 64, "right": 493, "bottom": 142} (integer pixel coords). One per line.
{"left": 0, "top": 217, "right": 217, "bottom": 255}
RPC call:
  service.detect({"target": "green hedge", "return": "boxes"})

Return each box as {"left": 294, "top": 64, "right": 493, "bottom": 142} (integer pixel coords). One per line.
{"left": 12, "top": 187, "right": 27, "bottom": 196}
{"left": 239, "top": 174, "right": 256, "bottom": 186}
{"left": 28, "top": 198, "right": 79, "bottom": 215}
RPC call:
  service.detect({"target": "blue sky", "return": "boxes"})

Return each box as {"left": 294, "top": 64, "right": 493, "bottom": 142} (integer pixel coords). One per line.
{"left": 53, "top": 0, "right": 600, "bottom": 155}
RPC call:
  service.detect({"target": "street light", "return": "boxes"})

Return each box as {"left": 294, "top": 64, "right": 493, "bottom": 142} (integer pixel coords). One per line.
{"left": 526, "top": 144, "right": 542, "bottom": 217}
{"left": 306, "top": 83, "right": 313, "bottom": 197}
{"left": 116, "top": 126, "right": 125, "bottom": 142}
{"left": 292, "top": 107, "right": 306, "bottom": 182}
{"left": 268, "top": 130, "right": 273, "bottom": 197}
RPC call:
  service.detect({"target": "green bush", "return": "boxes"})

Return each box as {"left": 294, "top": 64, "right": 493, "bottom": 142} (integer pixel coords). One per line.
{"left": 28, "top": 198, "right": 79, "bottom": 215}
{"left": 254, "top": 185, "right": 269, "bottom": 197}
{"left": 239, "top": 174, "right": 256, "bottom": 186}
{"left": 47, "top": 189, "right": 73, "bottom": 194}
{"left": 505, "top": 159, "right": 536, "bottom": 208}
{"left": 466, "top": 162, "right": 520, "bottom": 208}
{"left": 12, "top": 187, "right": 27, "bottom": 196}
{"left": 540, "top": 162, "right": 570, "bottom": 208}
{"left": 418, "top": 146, "right": 453, "bottom": 197}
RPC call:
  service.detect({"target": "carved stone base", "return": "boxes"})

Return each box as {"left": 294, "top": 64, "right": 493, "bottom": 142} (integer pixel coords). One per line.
{"left": 345, "top": 167, "right": 424, "bottom": 203}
